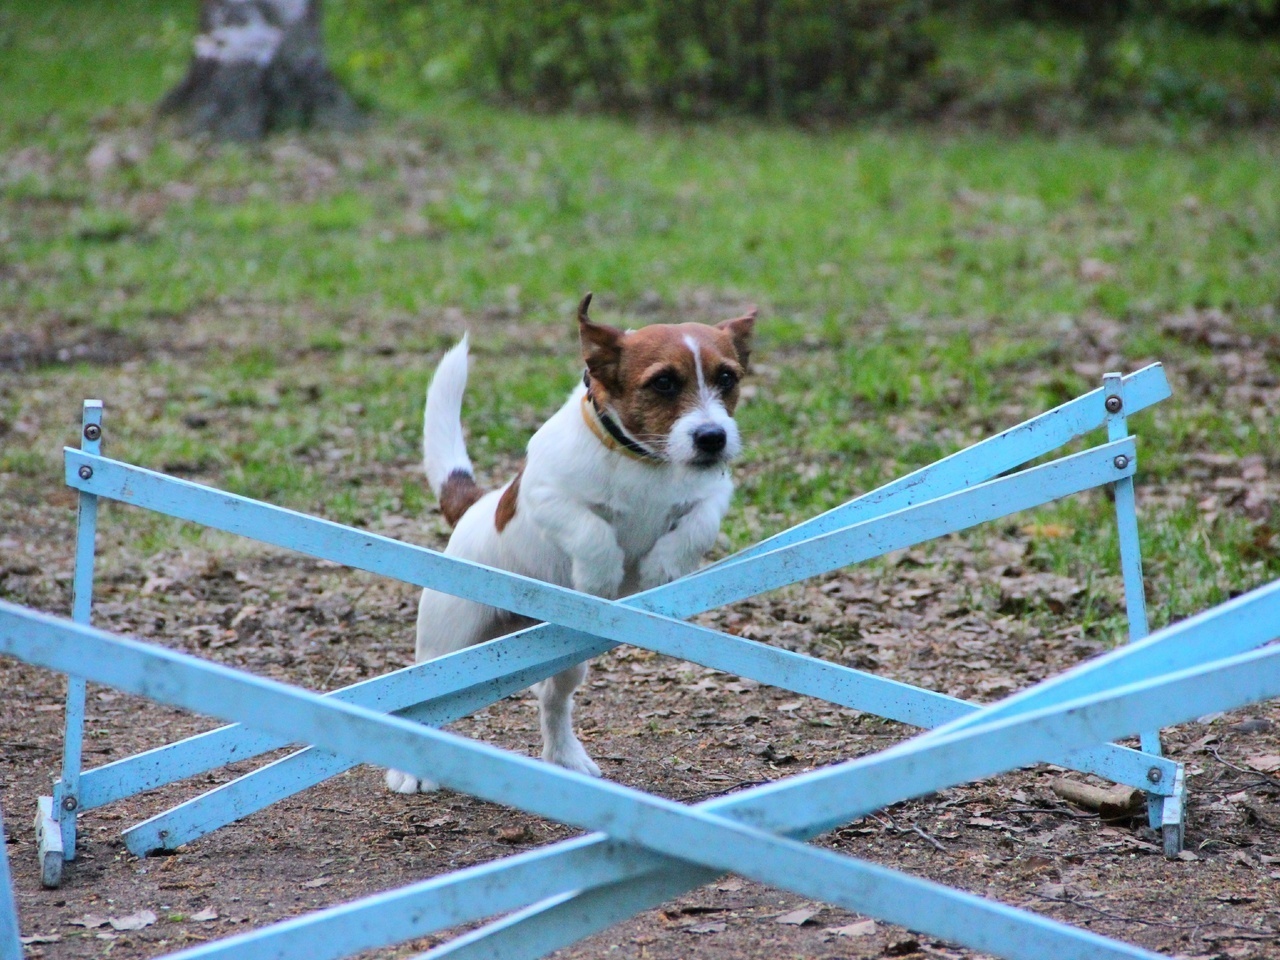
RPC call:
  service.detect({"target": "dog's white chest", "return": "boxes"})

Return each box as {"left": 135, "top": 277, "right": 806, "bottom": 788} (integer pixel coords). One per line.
{"left": 584, "top": 496, "right": 698, "bottom": 560}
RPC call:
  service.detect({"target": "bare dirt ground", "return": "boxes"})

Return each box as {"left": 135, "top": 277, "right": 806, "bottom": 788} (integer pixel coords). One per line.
{"left": 2, "top": 313, "right": 1280, "bottom": 960}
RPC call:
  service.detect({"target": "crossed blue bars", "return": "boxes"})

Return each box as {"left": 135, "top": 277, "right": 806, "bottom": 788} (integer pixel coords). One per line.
{"left": 5, "top": 577, "right": 1280, "bottom": 960}
{"left": 42, "top": 366, "right": 1175, "bottom": 870}
{"left": 6, "top": 362, "right": 1224, "bottom": 957}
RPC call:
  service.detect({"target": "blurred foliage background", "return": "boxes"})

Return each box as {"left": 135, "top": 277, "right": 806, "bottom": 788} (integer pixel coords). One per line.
{"left": 332, "top": 0, "right": 1280, "bottom": 126}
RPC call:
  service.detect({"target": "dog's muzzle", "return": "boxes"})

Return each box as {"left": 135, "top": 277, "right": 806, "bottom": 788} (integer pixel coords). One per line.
{"left": 693, "top": 425, "right": 727, "bottom": 456}
{"left": 689, "top": 424, "right": 731, "bottom": 467}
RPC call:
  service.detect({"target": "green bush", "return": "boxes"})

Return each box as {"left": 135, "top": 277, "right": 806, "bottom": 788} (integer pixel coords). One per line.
{"left": 338, "top": 0, "right": 1280, "bottom": 125}
{"left": 371, "top": 0, "right": 937, "bottom": 118}
{"left": 1161, "top": 0, "right": 1280, "bottom": 32}
{"left": 966, "top": 0, "right": 1280, "bottom": 31}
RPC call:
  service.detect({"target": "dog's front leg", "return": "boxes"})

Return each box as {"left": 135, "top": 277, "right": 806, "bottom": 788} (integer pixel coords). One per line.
{"left": 523, "top": 493, "right": 624, "bottom": 777}
{"left": 638, "top": 489, "right": 731, "bottom": 591}
{"left": 527, "top": 493, "right": 628, "bottom": 600}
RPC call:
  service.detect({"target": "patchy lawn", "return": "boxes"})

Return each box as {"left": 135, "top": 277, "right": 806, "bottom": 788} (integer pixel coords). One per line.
{"left": 2, "top": 1, "right": 1280, "bottom": 958}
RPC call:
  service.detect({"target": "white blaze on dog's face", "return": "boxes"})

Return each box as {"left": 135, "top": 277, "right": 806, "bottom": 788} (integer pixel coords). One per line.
{"left": 580, "top": 299, "right": 756, "bottom": 468}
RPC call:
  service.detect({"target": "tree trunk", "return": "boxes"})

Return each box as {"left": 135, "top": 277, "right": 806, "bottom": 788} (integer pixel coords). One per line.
{"left": 160, "top": 0, "right": 364, "bottom": 141}
{"left": 1075, "top": 0, "right": 1127, "bottom": 112}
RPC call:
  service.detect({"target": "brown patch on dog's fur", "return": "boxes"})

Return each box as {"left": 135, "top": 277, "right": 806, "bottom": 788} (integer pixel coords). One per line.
{"left": 579, "top": 294, "right": 756, "bottom": 456}
{"left": 439, "top": 469, "right": 483, "bottom": 527}
{"left": 495, "top": 466, "right": 523, "bottom": 533}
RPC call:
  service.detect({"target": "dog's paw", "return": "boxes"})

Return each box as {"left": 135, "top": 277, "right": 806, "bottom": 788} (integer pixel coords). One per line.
{"left": 385, "top": 769, "right": 439, "bottom": 794}
{"left": 572, "top": 558, "right": 625, "bottom": 600}
{"left": 637, "top": 551, "right": 689, "bottom": 592}
{"left": 543, "top": 742, "right": 602, "bottom": 778}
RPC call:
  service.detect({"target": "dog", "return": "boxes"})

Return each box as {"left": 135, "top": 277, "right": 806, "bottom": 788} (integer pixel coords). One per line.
{"left": 385, "top": 294, "right": 755, "bottom": 792}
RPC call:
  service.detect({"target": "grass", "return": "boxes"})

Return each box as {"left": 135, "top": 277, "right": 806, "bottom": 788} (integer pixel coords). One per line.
{"left": 2, "top": 0, "right": 1279, "bottom": 643}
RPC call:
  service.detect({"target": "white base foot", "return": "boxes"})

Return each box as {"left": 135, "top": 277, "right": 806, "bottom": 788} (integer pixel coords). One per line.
{"left": 35, "top": 797, "right": 64, "bottom": 889}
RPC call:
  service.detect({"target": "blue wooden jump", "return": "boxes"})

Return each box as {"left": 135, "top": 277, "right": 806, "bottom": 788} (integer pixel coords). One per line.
{"left": 3, "top": 580, "right": 1280, "bottom": 960}
{"left": 7, "top": 362, "right": 1268, "bottom": 960}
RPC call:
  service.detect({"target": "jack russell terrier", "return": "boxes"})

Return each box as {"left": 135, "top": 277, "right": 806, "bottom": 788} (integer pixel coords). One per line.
{"left": 385, "top": 294, "right": 756, "bottom": 792}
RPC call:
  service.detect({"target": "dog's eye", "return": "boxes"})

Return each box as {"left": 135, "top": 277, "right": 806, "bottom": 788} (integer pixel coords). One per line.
{"left": 715, "top": 369, "right": 739, "bottom": 392}
{"left": 649, "top": 374, "right": 680, "bottom": 397}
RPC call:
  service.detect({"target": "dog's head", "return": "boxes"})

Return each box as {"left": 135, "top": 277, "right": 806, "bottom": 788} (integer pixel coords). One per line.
{"left": 578, "top": 293, "right": 755, "bottom": 468}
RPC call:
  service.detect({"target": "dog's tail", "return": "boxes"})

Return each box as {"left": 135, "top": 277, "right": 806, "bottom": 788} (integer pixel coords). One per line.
{"left": 424, "top": 335, "right": 483, "bottom": 527}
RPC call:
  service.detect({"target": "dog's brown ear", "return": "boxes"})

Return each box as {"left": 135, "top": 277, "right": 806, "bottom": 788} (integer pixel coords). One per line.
{"left": 578, "top": 293, "right": 625, "bottom": 390}
{"left": 717, "top": 307, "right": 757, "bottom": 369}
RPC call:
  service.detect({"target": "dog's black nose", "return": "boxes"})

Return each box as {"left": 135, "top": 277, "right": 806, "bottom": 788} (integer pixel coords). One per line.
{"left": 693, "top": 425, "right": 727, "bottom": 455}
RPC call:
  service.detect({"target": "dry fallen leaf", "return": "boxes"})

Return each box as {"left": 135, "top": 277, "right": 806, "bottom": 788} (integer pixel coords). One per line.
{"left": 140, "top": 575, "right": 174, "bottom": 596}
{"left": 67, "top": 914, "right": 110, "bottom": 929}
{"left": 775, "top": 907, "right": 818, "bottom": 926}
{"left": 85, "top": 141, "right": 118, "bottom": 178}
{"left": 830, "top": 919, "right": 877, "bottom": 938}
{"left": 686, "top": 921, "right": 727, "bottom": 935}
{"left": 301, "top": 877, "right": 331, "bottom": 888}
{"left": 189, "top": 907, "right": 219, "bottom": 922}
{"left": 1079, "top": 258, "right": 1116, "bottom": 282}
{"left": 20, "top": 934, "right": 62, "bottom": 945}
{"left": 109, "top": 910, "right": 157, "bottom": 931}
{"left": 1245, "top": 754, "right": 1280, "bottom": 773}
{"left": 498, "top": 825, "right": 538, "bottom": 844}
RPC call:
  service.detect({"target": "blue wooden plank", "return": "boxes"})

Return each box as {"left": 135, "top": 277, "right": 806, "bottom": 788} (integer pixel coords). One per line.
{"left": 421, "top": 604, "right": 1280, "bottom": 960}
{"left": 64, "top": 444, "right": 982, "bottom": 725}
{"left": 156, "top": 837, "right": 636, "bottom": 960}
{"left": 624, "top": 438, "right": 1138, "bottom": 616}
{"left": 706, "top": 639, "right": 1280, "bottom": 839}
{"left": 122, "top": 611, "right": 1169, "bottom": 855}
{"left": 714, "top": 363, "right": 1169, "bottom": 568}
{"left": 79, "top": 377, "right": 1161, "bottom": 812}
{"left": 36, "top": 599, "right": 1277, "bottom": 960}
{"left": 107, "top": 443, "right": 1179, "bottom": 852}
{"left": 65, "top": 373, "right": 1170, "bottom": 831}
{"left": 51, "top": 399, "right": 104, "bottom": 873}
{"left": 60, "top": 441, "right": 1140, "bottom": 735}
{"left": 906, "top": 564, "right": 1280, "bottom": 750}
{"left": 2, "top": 371, "right": 1177, "bottom": 960}
{"left": 1104, "top": 371, "right": 1165, "bottom": 828}
{"left": 80, "top": 634, "right": 615, "bottom": 810}
{"left": 67, "top": 442, "right": 1172, "bottom": 814}
{"left": 172, "top": 844, "right": 1163, "bottom": 960}
{"left": 0, "top": 599, "right": 1196, "bottom": 960}
{"left": 121, "top": 641, "right": 612, "bottom": 853}
{"left": 126, "top": 643, "right": 1174, "bottom": 859}
{"left": 8, "top": 601, "right": 1280, "bottom": 924}
{"left": 0, "top": 805, "right": 21, "bottom": 960}
{"left": 64, "top": 439, "right": 1137, "bottom": 636}
{"left": 7, "top": 601, "right": 1249, "bottom": 960}
{"left": 80, "top": 440, "right": 1175, "bottom": 850}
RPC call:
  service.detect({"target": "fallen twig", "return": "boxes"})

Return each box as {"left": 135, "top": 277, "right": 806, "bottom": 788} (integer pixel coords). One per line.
{"left": 1049, "top": 777, "right": 1144, "bottom": 820}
